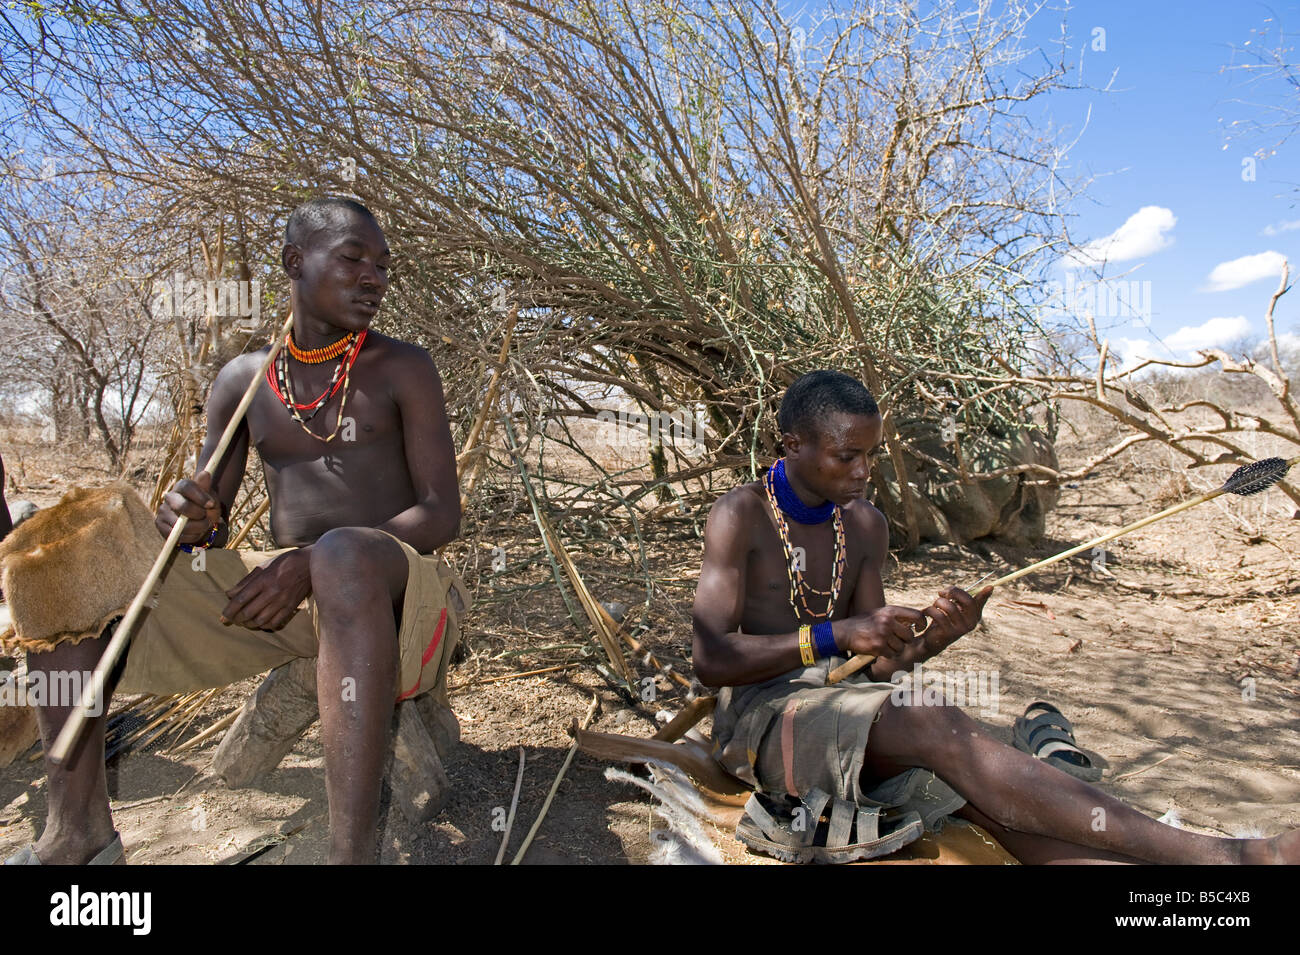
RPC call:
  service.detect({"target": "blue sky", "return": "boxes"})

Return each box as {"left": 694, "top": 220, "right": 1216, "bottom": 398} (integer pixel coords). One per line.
{"left": 1024, "top": 0, "right": 1299, "bottom": 367}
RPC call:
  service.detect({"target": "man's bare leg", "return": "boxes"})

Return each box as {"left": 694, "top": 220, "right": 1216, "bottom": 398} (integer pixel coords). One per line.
{"left": 25, "top": 634, "right": 119, "bottom": 864}
{"left": 955, "top": 803, "right": 1143, "bottom": 864}
{"left": 310, "top": 528, "right": 406, "bottom": 865}
{"left": 862, "top": 700, "right": 1299, "bottom": 864}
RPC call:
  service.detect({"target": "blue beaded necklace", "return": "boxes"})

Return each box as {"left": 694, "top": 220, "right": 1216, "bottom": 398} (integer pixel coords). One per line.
{"left": 770, "top": 458, "right": 836, "bottom": 525}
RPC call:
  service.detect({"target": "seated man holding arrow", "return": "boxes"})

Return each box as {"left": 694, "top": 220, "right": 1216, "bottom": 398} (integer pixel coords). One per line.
{"left": 694, "top": 369, "right": 1298, "bottom": 864}
{"left": 6, "top": 197, "right": 465, "bottom": 865}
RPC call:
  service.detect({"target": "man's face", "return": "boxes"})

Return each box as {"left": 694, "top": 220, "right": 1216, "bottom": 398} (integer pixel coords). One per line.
{"left": 287, "top": 211, "right": 391, "bottom": 331}
{"left": 786, "top": 411, "right": 884, "bottom": 506}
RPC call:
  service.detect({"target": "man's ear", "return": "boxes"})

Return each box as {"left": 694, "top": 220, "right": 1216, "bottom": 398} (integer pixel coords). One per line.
{"left": 282, "top": 243, "right": 302, "bottom": 280}
{"left": 782, "top": 430, "right": 802, "bottom": 457}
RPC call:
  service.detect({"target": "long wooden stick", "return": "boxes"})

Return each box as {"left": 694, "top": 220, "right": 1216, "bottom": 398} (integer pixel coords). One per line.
{"left": 50, "top": 310, "right": 296, "bottom": 764}
{"left": 162, "top": 687, "right": 222, "bottom": 751}
{"left": 510, "top": 694, "right": 599, "bottom": 865}
{"left": 227, "top": 497, "right": 270, "bottom": 549}
{"left": 652, "top": 694, "right": 716, "bottom": 742}
{"left": 168, "top": 709, "right": 239, "bottom": 755}
{"left": 447, "top": 662, "right": 580, "bottom": 693}
{"left": 458, "top": 305, "right": 517, "bottom": 509}
{"left": 827, "top": 454, "right": 1300, "bottom": 686}
{"left": 494, "top": 747, "right": 526, "bottom": 865}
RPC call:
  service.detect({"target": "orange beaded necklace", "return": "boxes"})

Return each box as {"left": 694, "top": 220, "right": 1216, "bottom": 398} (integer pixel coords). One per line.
{"left": 287, "top": 331, "right": 355, "bottom": 364}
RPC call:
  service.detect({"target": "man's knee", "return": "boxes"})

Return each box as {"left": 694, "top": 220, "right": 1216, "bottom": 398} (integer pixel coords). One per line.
{"left": 310, "top": 528, "right": 406, "bottom": 604}
{"left": 874, "top": 696, "right": 972, "bottom": 761}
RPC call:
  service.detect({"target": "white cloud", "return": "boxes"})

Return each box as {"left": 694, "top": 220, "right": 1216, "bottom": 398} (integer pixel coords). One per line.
{"left": 1262, "top": 218, "right": 1300, "bottom": 236}
{"left": 1275, "top": 332, "right": 1299, "bottom": 365}
{"left": 1067, "top": 206, "right": 1176, "bottom": 269}
{"left": 1163, "top": 315, "right": 1251, "bottom": 352}
{"left": 1204, "top": 251, "right": 1286, "bottom": 292}
{"left": 1109, "top": 337, "right": 1149, "bottom": 371}
{"left": 1104, "top": 317, "right": 1253, "bottom": 373}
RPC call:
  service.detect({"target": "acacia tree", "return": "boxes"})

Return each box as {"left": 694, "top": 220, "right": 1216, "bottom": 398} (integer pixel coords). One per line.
{"left": 2, "top": 0, "right": 1085, "bottom": 547}
{"left": 0, "top": 159, "right": 176, "bottom": 471}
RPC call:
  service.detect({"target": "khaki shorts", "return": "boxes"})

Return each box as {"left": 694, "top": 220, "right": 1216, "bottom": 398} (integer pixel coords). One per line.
{"left": 713, "top": 657, "right": 965, "bottom": 832}
{"left": 118, "top": 535, "right": 468, "bottom": 702}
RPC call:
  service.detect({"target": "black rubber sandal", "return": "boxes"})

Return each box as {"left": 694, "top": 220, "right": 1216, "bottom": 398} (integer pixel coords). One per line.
{"left": 1013, "top": 701, "right": 1102, "bottom": 782}
{"left": 736, "top": 788, "right": 924, "bottom": 864}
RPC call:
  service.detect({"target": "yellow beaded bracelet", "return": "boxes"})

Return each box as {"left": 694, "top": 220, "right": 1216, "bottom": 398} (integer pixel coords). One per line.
{"left": 798, "top": 624, "right": 815, "bottom": 667}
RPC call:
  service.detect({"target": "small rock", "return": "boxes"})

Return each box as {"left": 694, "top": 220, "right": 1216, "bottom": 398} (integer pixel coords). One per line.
{"left": 599, "top": 601, "right": 629, "bottom": 624}
{"left": 8, "top": 501, "right": 37, "bottom": 526}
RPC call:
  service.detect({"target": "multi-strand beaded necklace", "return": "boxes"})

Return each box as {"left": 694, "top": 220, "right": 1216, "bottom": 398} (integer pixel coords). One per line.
{"left": 763, "top": 458, "right": 845, "bottom": 621}
{"left": 266, "top": 329, "right": 368, "bottom": 442}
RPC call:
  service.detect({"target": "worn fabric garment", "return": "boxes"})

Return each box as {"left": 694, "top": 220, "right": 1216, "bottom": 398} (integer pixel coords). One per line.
{"left": 712, "top": 655, "right": 965, "bottom": 833}
{"left": 116, "top": 534, "right": 468, "bottom": 702}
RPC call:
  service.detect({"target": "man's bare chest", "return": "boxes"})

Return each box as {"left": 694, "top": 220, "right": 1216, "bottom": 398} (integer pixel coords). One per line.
{"left": 245, "top": 378, "right": 403, "bottom": 463}
{"left": 746, "top": 515, "right": 861, "bottom": 611}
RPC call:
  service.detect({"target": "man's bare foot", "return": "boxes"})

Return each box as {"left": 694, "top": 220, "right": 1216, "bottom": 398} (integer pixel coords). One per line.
{"left": 28, "top": 821, "right": 118, "bottom": 865}
{"left": 1239, "top": 829, "right": 1300, "bottom": 865}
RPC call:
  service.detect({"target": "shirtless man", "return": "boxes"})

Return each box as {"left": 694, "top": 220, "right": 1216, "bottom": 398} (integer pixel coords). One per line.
{"left": 9, "top": 197, "right": 462, "bottom": 865}
{"left": 694, "top": 369, "right": 1298, "bottom": 864}
{"left": 0, "top": 453, "right": 12, "bottom": 543}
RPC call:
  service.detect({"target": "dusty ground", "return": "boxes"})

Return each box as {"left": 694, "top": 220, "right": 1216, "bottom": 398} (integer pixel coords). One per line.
{"left": 1, "top": 412, "right": 1297, "bottom": 865}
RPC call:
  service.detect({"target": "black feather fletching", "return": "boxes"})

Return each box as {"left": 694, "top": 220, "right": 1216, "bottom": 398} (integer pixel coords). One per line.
{"left": 1222, "top": 457, "right": 1290, "bottom": 496}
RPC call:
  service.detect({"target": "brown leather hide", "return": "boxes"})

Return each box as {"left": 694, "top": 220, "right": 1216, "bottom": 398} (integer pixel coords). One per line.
{"left": 0, "top": 484, "right": 159, "bottom": 652}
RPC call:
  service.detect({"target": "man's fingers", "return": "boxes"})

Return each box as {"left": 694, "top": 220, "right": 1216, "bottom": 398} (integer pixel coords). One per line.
{"left": 236, "top": 585, "right": 276, "bottom": 623}
{"left": 230, "top": 589, "right": 277, "bottom": 627}
{"left": 164, "top": 489, "right": 209, "bottom": 522}
{"left": 888, "top": 616, "right": 916, "bottom": 640}
{"left": 219, "top": 597, "right": 245, "bottom": 625}
{"left": 221, "top": 570, "right": 264, "bottom": 623}
{"left": 974, "top": 585, "right": 994, "bottom": 607}
{"left": 930, "top": 596, "right": 960, "bottom": 624}
{"left": 265, "top": 605, "right": 299, "bottom": 632}
{"left": 921, "top": 606, "right": 947, "bottom": 633}
{"left": 889, "top": 607, "right": 927, "bottom": 627}
{"left": 177, "top": 476, "right": 218, "bottom": 511}
{"left": 248, "top": 599, "right": 286, "bottom": 631}
{"left": 249, "top": 590, "right": 300, "bottom": 629}
{"left": 223, "top": 579, "right": 252, "bottom": 608}
{"left": 945, "top": 588, "right": 975, "bottom": 612}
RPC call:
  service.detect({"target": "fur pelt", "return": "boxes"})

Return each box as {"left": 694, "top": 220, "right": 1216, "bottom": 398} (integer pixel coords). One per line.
{"left": 0, "top": 484, "right": 159, "bottom": 652}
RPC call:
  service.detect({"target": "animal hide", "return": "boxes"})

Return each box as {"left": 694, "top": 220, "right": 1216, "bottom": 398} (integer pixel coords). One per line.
{"left": 0, "top": 484, "right": 159, "bottom": 652}
{"left": 604, "top": 761, "right": 729, "bottom": 865}
{"left": 604, "top": 755, "right": 1021, "bottom": 865}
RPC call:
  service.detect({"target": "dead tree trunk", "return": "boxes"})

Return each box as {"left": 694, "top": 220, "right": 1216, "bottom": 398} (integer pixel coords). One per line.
{"left": 211, "top": 656, "right": 459, "bottom": 825}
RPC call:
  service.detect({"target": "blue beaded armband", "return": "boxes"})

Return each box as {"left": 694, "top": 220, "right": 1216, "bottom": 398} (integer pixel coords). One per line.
{"left": 812, "top": 620, "right": 837, "bottom": 659}
{"left": 179, "top": 521, "right": 220, "bottom": 554}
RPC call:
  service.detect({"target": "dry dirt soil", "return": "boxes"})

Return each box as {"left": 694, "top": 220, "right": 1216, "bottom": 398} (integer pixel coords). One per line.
{"left": 1, "top": 413, "right": 1297, "bottom": 865}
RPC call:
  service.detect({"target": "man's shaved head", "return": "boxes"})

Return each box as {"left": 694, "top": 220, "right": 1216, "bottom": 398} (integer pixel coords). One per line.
{"left": 284, "top": 196, "right": 380, "bottom": 248}
{"left": 779, "top": 369, "right": 880, "bottom": 443}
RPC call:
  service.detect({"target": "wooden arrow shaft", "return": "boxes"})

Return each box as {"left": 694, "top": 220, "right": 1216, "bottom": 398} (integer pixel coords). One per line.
{"left": 826, "top": 470, "right": 1276, "bottom": 686}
